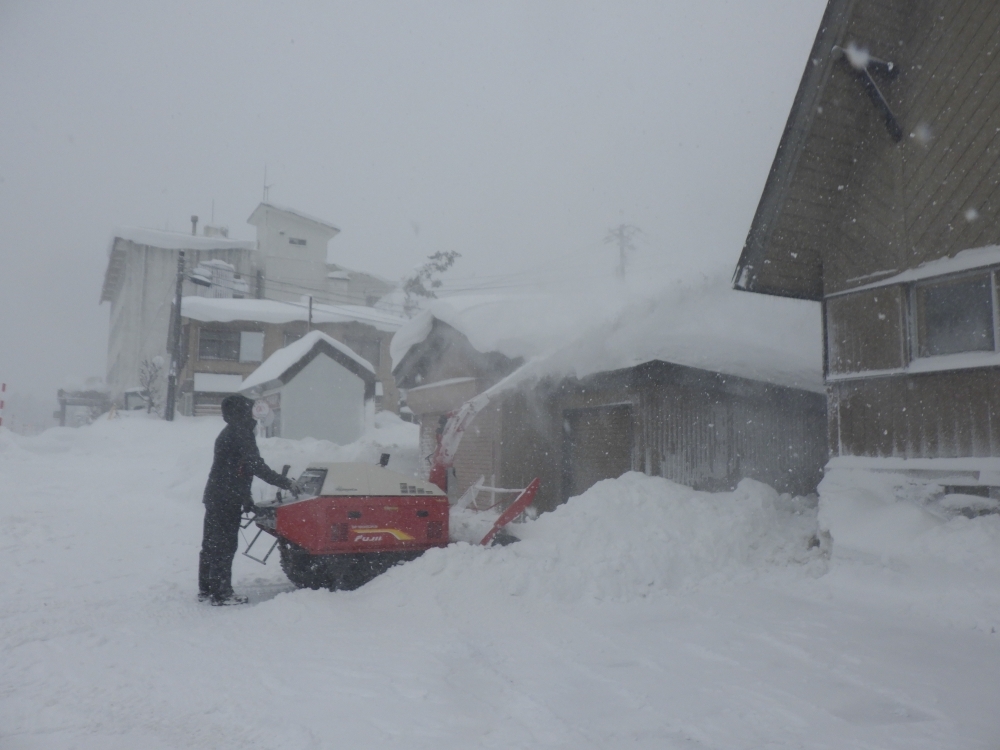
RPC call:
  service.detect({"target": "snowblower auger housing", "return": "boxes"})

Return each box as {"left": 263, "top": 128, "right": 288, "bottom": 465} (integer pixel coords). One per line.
{"left": 252, "top": 463, "right": 449, "bottom": 590}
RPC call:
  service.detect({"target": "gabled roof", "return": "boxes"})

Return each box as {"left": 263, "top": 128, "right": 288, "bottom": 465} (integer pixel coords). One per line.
{"left": 239, "top": 330, "right": 376, "bottom": 397}
{"left": 732, "top": 0, "right": 855, "bottom": 301}
{"left": 247, "top": 202, "right": 340, "bottom": 235}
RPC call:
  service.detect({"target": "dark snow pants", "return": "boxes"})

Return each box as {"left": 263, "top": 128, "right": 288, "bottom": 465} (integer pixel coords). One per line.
{"left": 198, "top": 502, "right": 243, "bottom": 598}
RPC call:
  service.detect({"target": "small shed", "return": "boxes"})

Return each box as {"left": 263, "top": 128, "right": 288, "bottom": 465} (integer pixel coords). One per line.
{"left": 239, "top": 330, "right": 376, "bottom": 444}
{"left": 393, "top": 283, "right": 828, "bottom": 509}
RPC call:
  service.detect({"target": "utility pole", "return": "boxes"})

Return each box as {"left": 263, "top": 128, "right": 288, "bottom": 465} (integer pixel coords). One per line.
{"left": 307, "top": 295, "right": 313, "bottom": 331}
{"left": 604, "top": 224, "right": 641, "bottom": 278}
{"left": 164, "top": 215, "right": 197, "bottom": 420}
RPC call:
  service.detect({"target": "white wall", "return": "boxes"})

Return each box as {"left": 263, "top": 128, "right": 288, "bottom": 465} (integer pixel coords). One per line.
{"left": 105, "top": 239, "right": 259, "bottom": 405}
{"left": 280, "top": 353, "right": 367, "bottom": 444}
{"left": 251, "top": 206, "right": 336, "bottom": 303}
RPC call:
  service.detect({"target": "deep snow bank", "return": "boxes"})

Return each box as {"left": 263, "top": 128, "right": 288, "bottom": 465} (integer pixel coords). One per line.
{"left": 369, "top": 473, "right": 826, "bottom": 604}
{"left": 819, "top": 468, "right": 1000, "bottom": 630}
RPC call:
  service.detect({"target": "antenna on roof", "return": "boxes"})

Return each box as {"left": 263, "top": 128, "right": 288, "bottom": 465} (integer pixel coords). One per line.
{"left": 263, "top": 165, "right": 273, "bottom": 202}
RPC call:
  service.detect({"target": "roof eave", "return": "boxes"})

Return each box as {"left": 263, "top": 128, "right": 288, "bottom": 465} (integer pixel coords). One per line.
{"left": 733, "top": 0, "right": 856, "bottom": 300}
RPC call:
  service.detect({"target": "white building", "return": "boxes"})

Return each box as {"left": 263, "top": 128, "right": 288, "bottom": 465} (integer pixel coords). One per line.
{"left": 248, "top": 203, "right": 393, "bottom": 306}
{"left": 239, "top": 330, "right": 376, "bottom": 444}
{"left": 101, "top": 203, "right": 397, "bottom": 411}
{"left": 99, "top": 227, "right": 258, "bottom": 406}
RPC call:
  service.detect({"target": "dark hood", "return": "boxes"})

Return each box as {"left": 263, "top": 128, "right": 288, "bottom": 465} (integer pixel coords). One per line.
{"left": 221, "top": 394, "right": 255, "bottom": 427}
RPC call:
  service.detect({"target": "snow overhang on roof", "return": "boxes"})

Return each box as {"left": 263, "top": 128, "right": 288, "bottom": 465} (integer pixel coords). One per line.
{"left": 100, "top": 229, "right": 256, "bottom": 304}
{"left": 392, "top": 283, "right": 824, "bottom": 394}
{"left": 239, "top": 330, "right": 376, "bottom": 396}
{"left": 110, "top": 227, "right": 255, "bottom": 252}
{"left": 247, "top": 202, "right": 340, "bottom": 235}
{"left": 181, "top": 297, "right": 405, "bottom": 332}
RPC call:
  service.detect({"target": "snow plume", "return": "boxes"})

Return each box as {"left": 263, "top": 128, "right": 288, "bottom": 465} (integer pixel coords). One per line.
{"left": 370, "top": 473, "right": 826, "bottom": 604}
{"left": 842, "top": 42, "right": 870, "bottom": 70}
{"left": 458, "top": 276, "right": 822, "bottom": 403}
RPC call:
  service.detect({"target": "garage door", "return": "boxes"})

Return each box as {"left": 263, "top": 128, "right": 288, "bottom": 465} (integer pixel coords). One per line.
{"left": 562, "top": 405, "right": 634, "bottom": 500}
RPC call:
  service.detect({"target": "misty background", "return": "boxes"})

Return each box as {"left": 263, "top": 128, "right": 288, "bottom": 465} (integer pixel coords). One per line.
{"left": 0, "top": 0, "right": 825, "bottom": 430}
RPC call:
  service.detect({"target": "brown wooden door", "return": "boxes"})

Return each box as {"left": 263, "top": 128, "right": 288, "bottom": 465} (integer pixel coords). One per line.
{"left": 562, "top": 405, "right": 633, "bottom": 500}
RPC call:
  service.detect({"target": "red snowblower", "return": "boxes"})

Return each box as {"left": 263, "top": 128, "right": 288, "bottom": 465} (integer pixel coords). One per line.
{"left": 242, "top": 390, "right": 540, "bottom": 590}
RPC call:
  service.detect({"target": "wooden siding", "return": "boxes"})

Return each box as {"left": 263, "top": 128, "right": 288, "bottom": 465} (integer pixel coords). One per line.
{"left": 830, "top": 368, "right": 1000, "bottom": 458}
{"left": 498, "top": 390, "right": 562, "bottom": 512}
{"left": 547, "top": 363, "right": 828, "bottom": 500}
{"left": 562, "top": 405, "right": 635, "bottom": 501}
{"left": 826, "top": 285, "right": 907, "bottom": 373}
{"left": 635, "top": 365, "right": 827, "bottom": 495}
{"left": 738, "top": 0, "right": 1000, "bottom": 299}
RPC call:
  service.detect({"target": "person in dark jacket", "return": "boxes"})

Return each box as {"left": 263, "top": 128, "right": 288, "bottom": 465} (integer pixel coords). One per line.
{"left": 199, "top": 394, "right": 296, "bottom": 605}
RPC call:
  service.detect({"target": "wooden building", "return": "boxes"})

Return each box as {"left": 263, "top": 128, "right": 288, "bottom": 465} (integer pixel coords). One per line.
{"left": 734, "top": 0, "right": 1000, "bottom": 491}
{"left": 393, "top": 287, "right": 827, "bottom": 510}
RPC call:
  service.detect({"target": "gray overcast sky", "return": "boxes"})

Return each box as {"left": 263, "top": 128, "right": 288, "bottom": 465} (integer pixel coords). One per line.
{"left": 0, "top": 0, "right": 825, "bottom": 416}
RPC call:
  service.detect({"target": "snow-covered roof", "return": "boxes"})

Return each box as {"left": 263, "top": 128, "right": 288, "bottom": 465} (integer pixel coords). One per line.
{"left": 393, "top": 281, "right": 823, "bottom": 393}
{"left": 390, "top": 293, "right": 609, "bottom": 368}
{"left": 240, "top": 330, "right": 375, "bottom": 393}
{"left": 111, "top": 227, "right": 255, "bottom": 252}
{"left": 541, "top": 283, "right": 823, "bottom": 392}
{"left": 247, "top": 202, "right": 340, "bottom": 234}
{"left": 181, "top": 297, "right": 405, "bottom": 332}
{"left": 830, "top": 244, "right": 1000, "bottom": 296}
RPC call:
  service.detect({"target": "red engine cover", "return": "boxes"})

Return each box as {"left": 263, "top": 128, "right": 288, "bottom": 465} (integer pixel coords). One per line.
{"left": 275, "top": 494, "right": 450, "bottom": 555}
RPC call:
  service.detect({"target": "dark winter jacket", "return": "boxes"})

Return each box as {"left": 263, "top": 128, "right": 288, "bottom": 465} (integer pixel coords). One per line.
{"left": 202, "top": 395, "right": 291, "bottom": 510}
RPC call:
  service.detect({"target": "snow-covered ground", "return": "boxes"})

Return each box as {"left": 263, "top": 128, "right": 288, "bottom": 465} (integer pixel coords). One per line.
{"left": 2, "top": 414, "right": 999, "bottom": 749}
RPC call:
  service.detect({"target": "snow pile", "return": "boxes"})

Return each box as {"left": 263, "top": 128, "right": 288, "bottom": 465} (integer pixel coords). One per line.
{"left": 373, "top": 473, "right": 826, "bottom": 604}
{"left": 819, "top": 468, "right": 1000, "bottom": 630}
{"left": 5, "top": 417, "right": 1000, "bottom": 747}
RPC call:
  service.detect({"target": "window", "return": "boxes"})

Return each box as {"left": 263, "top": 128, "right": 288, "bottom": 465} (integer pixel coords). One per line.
{"left": 198, "top": 329, "right": 264, "bottom": 362}
{"left": 345, "top": 337, "right": 381, "bottom": 369}
{"left": 289, "top": 237, "right": 307, "bottom": 246}
{"left": 914, "top": 273, "right": 995, "bottom": 357}
{"left": 239, "top": 331, "right": 265, "bottom": 363}
{"left": 198, "top": 329, "right": 240, "bottom": 360}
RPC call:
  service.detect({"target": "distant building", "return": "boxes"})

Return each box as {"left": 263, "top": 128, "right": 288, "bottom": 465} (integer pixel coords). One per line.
{"left": 100, "top": 203, "right": 398, "bottom": 412}
{"left": 247, "top": 203, "right": 394, "bottom": 306}
{"left": 99, "top": 228, "right": 258, "bottom": 407}
{"left": 178, "top": 297, "right": 404, "bottom": 417}
{"left": 733, "top": 0, "right": 1000, "bottom": 494}
{"left": 239, "top": 330, "right": 377, "bottom": 444}
{"left": 392, "top": 287, "right": 828, "bottom": 510}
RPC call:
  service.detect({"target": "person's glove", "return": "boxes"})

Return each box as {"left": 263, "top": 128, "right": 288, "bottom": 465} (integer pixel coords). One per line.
{"left": 288, "top": 479, "right": 304, "bottom": 498}
{"left": 241, "top": 499, "right": 256, "bottom": 515}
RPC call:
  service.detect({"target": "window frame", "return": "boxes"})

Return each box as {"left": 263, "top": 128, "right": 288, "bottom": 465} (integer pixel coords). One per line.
{"left": 197, "top": 328, "right": 241, "bottom": 361}
{"left": 907, "top": 269, "right": 999, "bottom": 360}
